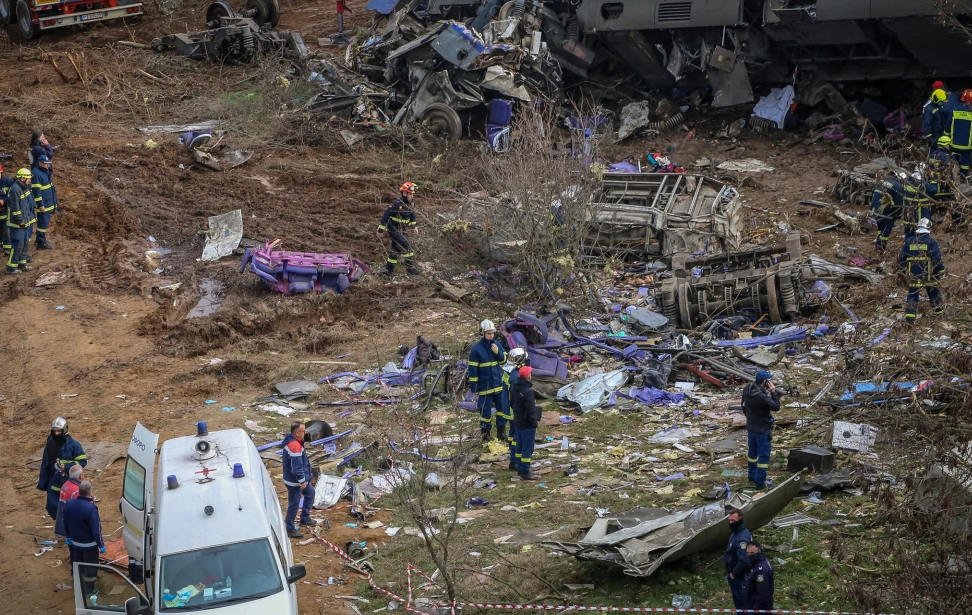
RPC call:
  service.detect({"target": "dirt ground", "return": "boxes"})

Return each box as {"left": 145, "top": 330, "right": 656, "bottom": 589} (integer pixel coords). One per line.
{"left": 0, "top": 1, "right": 967, "bottom": 613}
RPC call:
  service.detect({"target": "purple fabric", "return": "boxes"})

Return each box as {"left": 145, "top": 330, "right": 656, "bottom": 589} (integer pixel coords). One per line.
{"left": 606, "top": 161, "right": 639, "bottom": 173}
{"left": 714, "top": 327, "right": 807, "bottom": 348}
{"left": 655, "top": 473, "right": 685, "bottom": 481}
{"left": 627, "top": 387, "right": 686, "bottom": 406}
{"left": 244, "top": 241, "right": 371, "bottom": 295}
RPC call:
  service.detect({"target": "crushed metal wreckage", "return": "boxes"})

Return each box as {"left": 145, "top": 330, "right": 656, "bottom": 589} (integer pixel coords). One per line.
{"left": 351, "top": 0, "right": 573, "bottom": 138}
{"left": 659, "top": 234, "right": 882, "bottom": 329}
{"left": 153, "top": 0, "right": 309, "bottom": 63}
{"left": 589, "top": 172, "right": 742, "bottom": 257}
{"left": 542, "top": 472, "right": 805, "bottom": 576}
{"left": 352, "top": 0, "right": 972, "bottom": 135}
{"left": 239, "top": 240, "right": 371, "bottom": 294}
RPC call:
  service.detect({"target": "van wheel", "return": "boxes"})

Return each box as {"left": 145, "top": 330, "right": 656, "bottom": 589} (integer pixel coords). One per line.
{"left": 16, "top": 0, "right": 40, "bottom": 39}
{"left": 0, "top": 0, "right": 14, "bottom": 25}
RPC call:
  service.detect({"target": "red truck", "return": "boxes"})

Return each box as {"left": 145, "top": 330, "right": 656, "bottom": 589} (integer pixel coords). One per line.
{"left": 0, "top": 0, "right": 143, "bottom": 39}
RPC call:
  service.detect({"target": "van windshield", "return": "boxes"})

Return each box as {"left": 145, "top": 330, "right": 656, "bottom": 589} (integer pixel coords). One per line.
{"left": 159, "top": 538, "right": 283, "bottom": 610}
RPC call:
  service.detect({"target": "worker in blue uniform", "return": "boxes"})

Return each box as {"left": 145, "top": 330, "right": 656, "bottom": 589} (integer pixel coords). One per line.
{"left": 7, "top": 168, "right": 36, "bottom": 274}
{"left": 948, "top": 90, "right": 972, "bottom": 177}
{"left": 61, "top": 481, "right": 104, "bottom": 598}
{"left": 29, "top": 130, "right": 54, "bottom": 171}
{"left": 923, "top": 89, "right": 950, "bottom": 146}
{"left": 37, "top": 417, "right": 87, "bottom": 522}
{"left": 377, "top": 182, "right": 418, "bottom": 275}
{"left": 724, "top": 509, "right": 753, "bottom": 611}
{"left": 0, "top": 165, "right": 14, "bottom": 254}
{"left": 868, "top": 171, "right": 906, "bottom": 251}
{"left": 467, "top": 319, "right": 507, "bottom": 442}
{"left": 745, "top": 542, "right": 775, "bottom": 613}
{"left": 31, "top": 155, "right": 57, "bottom": 249}
{"left": 741, "top": 370, "right": 779, "bottom": 489}
{"left": 897, "top": 218, "right": 945, "bottom": 324}
{"left": 499, "top": 348, "right": 527, "bottom": 470}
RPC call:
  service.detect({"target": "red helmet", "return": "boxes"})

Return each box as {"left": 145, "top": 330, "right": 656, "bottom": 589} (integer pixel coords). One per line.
{"left": 963, "top": 89, "right": 972, "bottom": 104}
{"left": 400, "top": 182, "right": 416, "bottom": 194}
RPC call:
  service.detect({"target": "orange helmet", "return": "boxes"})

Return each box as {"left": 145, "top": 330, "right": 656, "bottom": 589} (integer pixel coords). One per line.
{"left": 963, "top": 89, "right": 972, "bottom": 104}
{"left": 400, "top": 182, "right": 416, "bottom": 194}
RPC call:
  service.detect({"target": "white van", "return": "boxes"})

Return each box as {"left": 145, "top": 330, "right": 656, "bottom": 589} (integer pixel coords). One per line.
{"left": 72, "top": 422, "right": 305, "bottom": 615}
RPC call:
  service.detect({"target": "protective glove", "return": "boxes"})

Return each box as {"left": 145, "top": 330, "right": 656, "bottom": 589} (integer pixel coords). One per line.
{"left": 100, "top": 546, "right": 106, "bottom": 554}
{"left": 896, "top": 273, "right": 905, "bottom": 285}
{"left": 19, "top": 222, "right": 27, "bottom": 228}
{"left": 65, "top": 538, "right": 73, "bottom": 546}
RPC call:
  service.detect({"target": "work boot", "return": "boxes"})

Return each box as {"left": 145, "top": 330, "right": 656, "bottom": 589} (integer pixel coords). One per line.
{"left": 287, "top": 528, "right": 303, "bottom": 539}
{"left": 6, "top": 268, "right": 21, "bottom": 275}
{"left": 508, "top": 462, "right": 517, "bottom": 471}
{"left": 518, "top": 473, "right": 539, "bottom": 481}
{"left": 23, "top": 254, "right": 32, "bottom": 263}
{"left": 299, "top": 518, "right": 321, "bottom": 527}
{"left": 20, "top": 265, "right": 32, "bottom": 272}
{"left": 36, "top": 241, "right": 53, "bottom": 250}
{"left": 406, "top": 268, "right": 419, "bottom": 275}
{"left": 481, "top": 430, "right": 492, "bottom": 443}
{"left": 496, "top": 425, "right": 507, "bottom": 443}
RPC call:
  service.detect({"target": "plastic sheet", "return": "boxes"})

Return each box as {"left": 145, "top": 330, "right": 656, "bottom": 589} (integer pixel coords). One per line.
{"left": 557, "top": 369, "right": 628, "bottom": 413}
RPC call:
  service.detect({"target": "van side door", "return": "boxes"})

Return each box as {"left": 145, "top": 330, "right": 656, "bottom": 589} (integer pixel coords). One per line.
{"left": 120, "top": 423, "right": 159, "bottom": 573}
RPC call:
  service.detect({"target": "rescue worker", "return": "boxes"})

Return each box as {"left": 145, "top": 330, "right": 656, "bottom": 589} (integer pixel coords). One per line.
{"left": 901, "top": 170, "right": 936, "bottom": 238}
{"left": 54, "top": 464, "right": 84, "bottom": 540}
{"left": 500, "top": 347, "right": 527, "bottom": 471}
{"left": 923, "top": 89, "right": 950, "bottom": 146}
{"left": 745, "top": 541, "right": 775, "bottom": 613}
{"left": 511, "top": 365, "right": 539, "bottom": 481}
{"left": 0, "top": 164, "right": 13, "bottom": 255}
{"left": 898, "top": 218, "right": 945, "bottom": 323}
{"left": 37, "top": 417, "right": 87, "bottom": 522}
{"left": 61, "top": 482, "right": 104, "bottom": 599}
{"left": 282, "top": 421, "right": 318, "bottom": 538}
{"left": 868, "top": 170, "right": 906, "bottom": 251}
{"left": 377, "top": 182, "right": 418, "bottom": 275}
{"left": 468, "top": 320, "right": 507, "bottom": 441}
{"left": 31, "top": 155, "right": 57, "bottom": 249}
{"left": 948, "top": 89, "right": 972, "bottom": 177}
{"left": 724, "top": 509, "right": 753, "bottom": 611}
{"left": 29, "top": 130, "right": 54, "bottom": 171}
{"left": 741, "top": 370, "right": 779, "bottom": 489}
{"left": 7, "top": 168, "right": 36, "bottom": 275}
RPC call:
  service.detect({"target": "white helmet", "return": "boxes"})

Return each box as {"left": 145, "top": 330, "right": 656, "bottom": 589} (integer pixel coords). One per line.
{"left": 916, "top": 218, "right": 932, "bottom": 234}
{"left": 51, "top": 417, "right": 68, "bottom": 433}
{"left": 508, "top": 347, "right": 527, "bottom": 366}
{"left": 895, "top": 170, "right": 909, "bottom": 181}
{"left": 912, "top": 170, "right": 923, "bottom": 182}
{"left": 480, "top": 319, "right": 496, "bottom": 333}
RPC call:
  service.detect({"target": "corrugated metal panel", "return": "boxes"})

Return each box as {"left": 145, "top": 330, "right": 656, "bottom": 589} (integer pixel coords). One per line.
{"left": 657, "top": 1, "right": 692, "bottom": 22}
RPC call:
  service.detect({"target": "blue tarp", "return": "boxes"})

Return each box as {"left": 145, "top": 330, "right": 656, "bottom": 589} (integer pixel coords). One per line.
{"left": 625, "top": 387, "right": 686, "bottom": 407}
{"left": 713, "top": 327, "right": 807, "bottom": 349}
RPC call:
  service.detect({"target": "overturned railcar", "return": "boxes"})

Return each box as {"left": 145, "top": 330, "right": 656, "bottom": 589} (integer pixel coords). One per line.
{"left": 572, "top": 0, "right": 972, "bottom": 102}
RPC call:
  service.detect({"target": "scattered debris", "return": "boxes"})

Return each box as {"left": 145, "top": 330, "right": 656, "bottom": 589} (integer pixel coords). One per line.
{"left": 543, "top": 473, "right": 805, "bottom": 577}
{"left": 201, "top": 210, "right": 243, "bottom": 262}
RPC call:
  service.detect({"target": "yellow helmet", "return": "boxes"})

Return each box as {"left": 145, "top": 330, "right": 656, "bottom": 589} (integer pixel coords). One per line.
{"left": 931, "top": 89, "right": 947, "bottom": 103}
{"left": 938, "top": 135, "right": 952, "bottom": 147}
{"left": 16, "top": 168, "right": 31, "bottom": 179}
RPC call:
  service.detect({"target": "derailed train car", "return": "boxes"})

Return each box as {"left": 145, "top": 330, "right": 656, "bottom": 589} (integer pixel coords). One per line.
{"left": 573, "top": 0, "right": 972, "bottom": 104}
